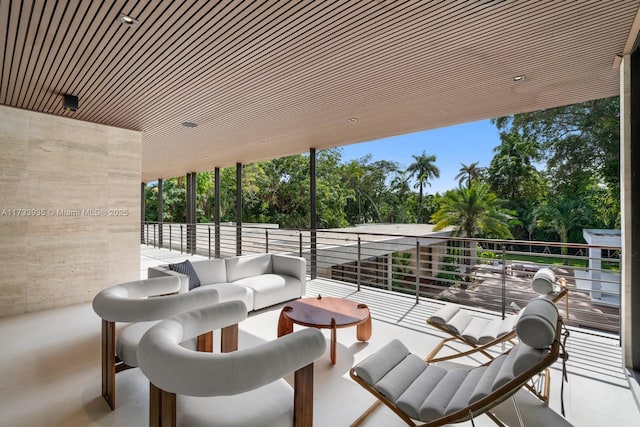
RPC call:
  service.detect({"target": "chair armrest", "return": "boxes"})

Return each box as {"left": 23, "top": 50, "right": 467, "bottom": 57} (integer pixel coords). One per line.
{"left": 148, "top": 265, "right": 190, "bottom": 293}
{"left": 93, "top": 280, "right": 220, "bottom": 322}
{"left": 138, "top": 320, "right": 326, "bottom": 397}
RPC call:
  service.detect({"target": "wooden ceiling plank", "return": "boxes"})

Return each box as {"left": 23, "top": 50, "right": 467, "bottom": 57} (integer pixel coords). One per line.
{"left": 80, "top": 0, "right": 233, "bottom": 123}
{"left": 39, "top": 0, "right": 111, "bottom": 113}
{"left": 7, "top": 0, "right": 36, "bottom": 105}
{"left": 106, "top": 1, "right": 363, "bottom": 129}
{"left": 87, "top": 0, "right": 285, "bottom": 125}
{"left": 82, "top": 0, "right": 225, "bottom": 123}
{"left": 1, "top": 0, "right": 23, "bottom": 104}
{"left": 134, "top": 1, "right": 476, "bottom": 132}
{"left": 0, "top": 0, "right": 12, "bottom": 103}
{"left": 76, "top": 0, "right": 190, "bottom": 119}
{"left": 133, "top": 0, "right": 508, "bottom": 132}
{"left": 41, "top": 0, "right": 100, "bottom": 115}
{"left": 24, "top": 0, "right": 74, "bottom": 110}
{"left": 59, "top": 0, "right": 148, "bottom": 115}
{"left": 17, "top": 0, "right": 64, "bottom": 107}
{"left": 13, "top": 0, "right": 48, "bottom": 106}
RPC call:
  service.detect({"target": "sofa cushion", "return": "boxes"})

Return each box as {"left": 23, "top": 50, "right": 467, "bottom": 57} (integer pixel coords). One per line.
{"left": 117, "top": 321, "right": 158, "bottom": 367}
{"left": 192, "top": 283, "right": 254, "bottom": 312}
{"left": 232, "top": 274, "right": 300, "bottom": 310}
{"left": 226, "top": 254, "right": 273, "bottom": 282}
{"left": 191, "top": 259, "right": 227, "bottom": 285}
{"left": 169, "top": 260, "right": 201, "bottom": 290}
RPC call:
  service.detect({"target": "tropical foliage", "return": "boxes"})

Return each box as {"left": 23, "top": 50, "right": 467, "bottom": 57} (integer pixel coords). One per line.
{"left": 145, "top": 96, "right": 620, "bottom": 254}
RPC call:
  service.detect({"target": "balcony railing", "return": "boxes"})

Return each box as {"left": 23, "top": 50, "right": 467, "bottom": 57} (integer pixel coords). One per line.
{"left": 142, "top": 221, "right": 621, "bottom": 337}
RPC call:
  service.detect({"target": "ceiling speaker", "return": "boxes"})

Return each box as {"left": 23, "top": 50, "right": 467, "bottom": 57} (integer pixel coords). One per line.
{"left": 62, "top": 94, "right": 78, "bottom": 111}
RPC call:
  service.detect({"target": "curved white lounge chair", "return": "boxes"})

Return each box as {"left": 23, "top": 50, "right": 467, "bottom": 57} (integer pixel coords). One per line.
{"left": 137, "top": 300, "right": 327, "bottom": 427}
{"left": 92, "top": 276, "right": 221, "bottom": 409}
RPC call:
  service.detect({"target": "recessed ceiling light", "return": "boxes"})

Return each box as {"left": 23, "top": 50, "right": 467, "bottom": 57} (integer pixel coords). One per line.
{"left": 118, "top": 13, "right": 139, "bottom": 27}
{"left": 512, "top": 75, "right": 525, "bottom": 82}
{"left": 347, "top": 118, "right": 358, "bottom": 123}
{"left": 181, "top": 122, "right": 197, "bottom": 128}
{"left": 258, "top": 140, "right": 268, "bottom": 145}
{"left": 202, "top": 155, "right": 209, "bottom": 159}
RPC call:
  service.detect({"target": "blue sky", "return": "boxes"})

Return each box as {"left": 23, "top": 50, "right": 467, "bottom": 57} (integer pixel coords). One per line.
{"left": 340, "top": 119, "right": 503, "bottom": 194}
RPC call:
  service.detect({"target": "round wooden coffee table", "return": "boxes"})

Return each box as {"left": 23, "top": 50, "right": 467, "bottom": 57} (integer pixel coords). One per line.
{"left": 277, "top": 295, "right": 372, "bottom": 365}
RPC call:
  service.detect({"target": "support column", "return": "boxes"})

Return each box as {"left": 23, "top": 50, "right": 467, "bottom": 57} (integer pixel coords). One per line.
{"left": 622, "top": 52, "right": 640, "bottom": 374}
{"left": 215, "top": 167, "right": 221, "bottom": 258}
{"left": 310, "top": 148, "right": 317, "bottom": 279}
{"left": 157, "top": 178, "right": 163, "bottom": 248}
{"left": 387, "top": 253, "right": 393, "bottom": 290}
{"left": 588, "top": 246, "right": 602, "bottom": 300}
{"left": 236, "top": 163, "right": 242, "bottom": 256}
{"left": 141, "top": 182, "right": 146, "bottom": 244}
{"left": 186, "top": 172, "right": 197, "bottom": 254}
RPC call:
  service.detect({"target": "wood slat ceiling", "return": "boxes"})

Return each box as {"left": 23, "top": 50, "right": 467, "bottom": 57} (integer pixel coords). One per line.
{"left": 2, "top": 0, "right": 639, "bottom": 182}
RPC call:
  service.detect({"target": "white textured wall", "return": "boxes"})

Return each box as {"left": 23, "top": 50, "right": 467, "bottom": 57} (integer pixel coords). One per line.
{"left": 0, "top": 106, "right": 142, "bottom": 316}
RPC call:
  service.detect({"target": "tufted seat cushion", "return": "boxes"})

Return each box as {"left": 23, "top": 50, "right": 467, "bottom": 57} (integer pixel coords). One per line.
{"left": 430, "top": 305, "right": 519, "bottom": 345}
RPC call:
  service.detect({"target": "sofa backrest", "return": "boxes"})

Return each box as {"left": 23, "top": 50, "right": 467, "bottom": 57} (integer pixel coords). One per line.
{"left": 191, "top": 259, "right": 227, "bottom": 285}
{"left": 225, "top": 253, "right": 273, "bottom": 282}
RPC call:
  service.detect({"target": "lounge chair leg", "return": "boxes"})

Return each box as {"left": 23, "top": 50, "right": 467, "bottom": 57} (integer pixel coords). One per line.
{"left": 351, "top": 400, "right": 383, "bottom": 427}
{"left": 524, "top": 368, "right": 550, "bottom": 404}
{"left": 484, "top": 411, "right": 507, "bottom": 427}
{"left": 294, "top": 363, "right": 314, "bottom": 427}
{"left": 512, "top": 396, "right": 525, "bottom": 427}
{"left": 102, "top": 319, "right": 116, "bottom": 410}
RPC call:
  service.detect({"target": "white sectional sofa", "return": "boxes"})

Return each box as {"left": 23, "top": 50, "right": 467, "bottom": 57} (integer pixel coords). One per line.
{"left": 148, "top": 253, "right": 306, "bottom": 311}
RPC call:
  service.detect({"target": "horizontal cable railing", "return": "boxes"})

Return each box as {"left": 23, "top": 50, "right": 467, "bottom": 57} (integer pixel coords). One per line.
{"left": 142, "top": 222, "right": 621, "bottom": 337}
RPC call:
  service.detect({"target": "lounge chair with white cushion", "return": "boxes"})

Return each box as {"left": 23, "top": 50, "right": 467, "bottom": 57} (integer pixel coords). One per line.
{"left": 425, "top": 267, "right": 567, "bottom": 363}
{"left": 350, "top": 297, "right": 566, "bottom": 427}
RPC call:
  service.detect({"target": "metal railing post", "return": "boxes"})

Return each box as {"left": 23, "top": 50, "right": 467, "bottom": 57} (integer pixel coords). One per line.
{"left": 153, "top": 223, "right": 156, "bottom": 248}
{"left": 416, "top": 240, "right": 421, "bottom": 304}
{"left": 299, "top": 231, "right": 303, "bottom": 257}
{"left": 266, "top": 229, "right": 269, "bottom": 253}
{"left": 357, "top": 236, "right": 361, "bottom": 292}
{"left": 169, "top": 224, "right": 172, "bottom": 251}
{"left": 208, "top": 226, "right": 211, "bottom": 259}
{"left": 501, "top": 245, "right": 507, "bottom": 319}
{"left": 180, "top": 225, "right": 184, "bottom": 254}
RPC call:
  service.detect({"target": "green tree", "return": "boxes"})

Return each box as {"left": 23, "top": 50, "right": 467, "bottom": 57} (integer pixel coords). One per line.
{"left": 431, "top": 182, "right": 513, "bottom": 281}
{"left": 407, "top": 151, "right": 440, "bottom": 206}
{"left": 534, "top": 197, "right": 587, "bottom": 263}
{"left": 486, "top": 132, "right": 545, "bottom": 202}
{"left": 316, "top": 149, "right": 351, "bottom": 228}
{"left": 342, "top": 155, "right": 401, "bottom": 224}
{"left": 493, "top": 97, "right": 619, "bottom": 202}
{"left": 431, "top": 182, "right": 513, "bottom": 239}
{"left": 455, "top": 162, "right": 483, "bottom": 188}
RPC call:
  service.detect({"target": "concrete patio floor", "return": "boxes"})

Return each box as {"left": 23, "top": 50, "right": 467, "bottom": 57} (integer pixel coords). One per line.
{"left": 0, "top": 246, "right": 637, "bottom": 426}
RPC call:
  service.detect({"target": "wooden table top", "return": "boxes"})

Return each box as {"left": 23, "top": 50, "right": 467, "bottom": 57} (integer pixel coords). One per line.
{"left": 281, "top": 295, "right": 370, "bottom": 329}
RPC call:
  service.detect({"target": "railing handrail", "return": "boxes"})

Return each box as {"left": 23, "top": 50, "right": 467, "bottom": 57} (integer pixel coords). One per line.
{"left": 142, "top": 220, "right": 621, "bottom": 251}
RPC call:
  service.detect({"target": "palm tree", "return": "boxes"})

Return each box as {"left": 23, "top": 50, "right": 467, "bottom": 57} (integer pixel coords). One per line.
{"left": 431, "top": 182, "right": 513, "bottom": 281}
{"left": 535, "top": 197, "right": 586, "bottom": 264}
{"left": 407, "top": 151, "right": 440, "bottom": 205}
{"left": 455, "top": 161, "right": 483, "bottom": 188}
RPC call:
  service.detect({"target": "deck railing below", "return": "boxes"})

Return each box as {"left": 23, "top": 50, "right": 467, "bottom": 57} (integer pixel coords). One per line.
{"left": 142, "top": 221, "right": 621, "bottom": 336}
